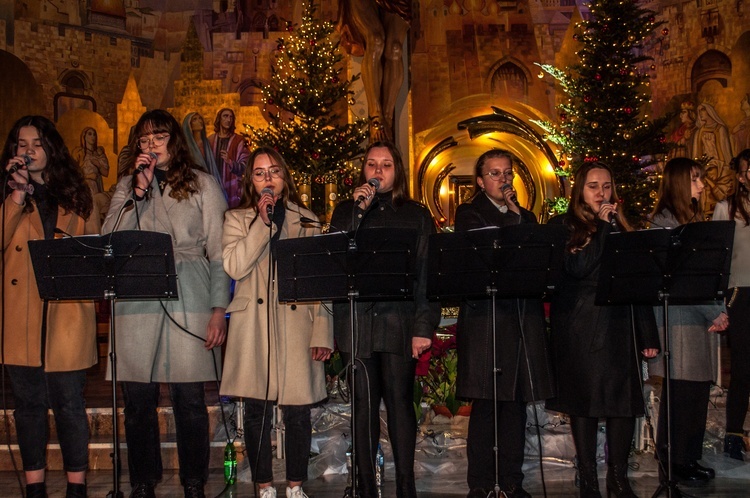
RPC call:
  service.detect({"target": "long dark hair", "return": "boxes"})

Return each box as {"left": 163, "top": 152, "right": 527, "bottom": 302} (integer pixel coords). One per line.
{"left": 129, "top": 109, "right": 200, "bottom": 201}
{"left": 213, "top": 108, "right": 236, "bottom": 135}
{"left": 652, "top": 157, "right": 703, "bottom": 225}
{"left": 357, "top": 141, "right": 410, "bottom": 207}
{"left": 728, "top": 149, "right": 750, "bottom": 225}
{"left": 566, "top": 161, "right": 628, "bottom": 252}
{"left": 1, "top": 115, "right": 93, "bottom": 218}
{"left": 237, "top": 146, "right": 304, "bottom": 214}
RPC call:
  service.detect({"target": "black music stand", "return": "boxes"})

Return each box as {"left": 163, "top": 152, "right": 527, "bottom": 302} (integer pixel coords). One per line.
{"left": 594, "top": 221, "right": 734, "bottom": 498}
{"left": 29, "top": 230, "right": 177, "bottom": 498}
{"left": 276, "top": 227, "right": 417, "bottom": 498}
{"left": 427, "top": 224, "right": 567, "bottom": 498}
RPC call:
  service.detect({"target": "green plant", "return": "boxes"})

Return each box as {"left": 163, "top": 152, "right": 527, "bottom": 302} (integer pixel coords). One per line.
{"left": 415, "top": 324, "right": 468, "bottom": 416}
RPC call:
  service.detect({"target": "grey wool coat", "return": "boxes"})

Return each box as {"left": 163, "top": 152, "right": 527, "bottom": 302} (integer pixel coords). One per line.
{"left": 219, "top": 204, "right": 333, "bottom": 405}
{"left": 101, "top": 170, "right": 230, "bottom": 382}
{"left": 647, "top": 210, "right": 724, "bottom": 382}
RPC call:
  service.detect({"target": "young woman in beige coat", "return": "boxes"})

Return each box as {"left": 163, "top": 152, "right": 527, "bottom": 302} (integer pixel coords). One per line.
{"left": 221, "top": 147, "right": 333, "bottom": 498}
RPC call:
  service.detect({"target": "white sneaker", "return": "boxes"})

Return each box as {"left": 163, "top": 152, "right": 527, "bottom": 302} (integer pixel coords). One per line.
{"left": 259, "top": 486, "right": 277, "bottom": 498}
{"left": 286, "top": 485, "right": 308, "bottom": 498}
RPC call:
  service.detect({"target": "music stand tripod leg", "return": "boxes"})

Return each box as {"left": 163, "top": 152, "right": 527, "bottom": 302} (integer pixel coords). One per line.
{"left": 106, "top": 295, "right": 124, "bottom": 498}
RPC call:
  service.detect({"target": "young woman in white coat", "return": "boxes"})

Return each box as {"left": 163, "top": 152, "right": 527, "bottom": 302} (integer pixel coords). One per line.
{"left": 221, "top": 147, "right": 333, "bottom": 498}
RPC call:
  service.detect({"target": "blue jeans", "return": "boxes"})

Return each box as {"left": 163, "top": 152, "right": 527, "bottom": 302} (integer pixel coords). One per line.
{"left": 243, "top": 398, "right": 312, "bottom": 484}
{"left": 121, "top": 381, "right": 209, "bottom": 486}
{"left": 6, "top": 366, "right": 89, "bottom": 472}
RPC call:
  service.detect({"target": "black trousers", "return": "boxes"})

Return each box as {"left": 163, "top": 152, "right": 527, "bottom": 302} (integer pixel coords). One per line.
{"left": 726, "top": 287, "right": 750, "bottom": 434}
{"left": 656, "top": 379, "right": 711, "bottom": 465}
{"left": 342, "top": 352, "right": 417, "bottom": 498}
{"left": 466, "top": 398, "right": 527, "bottom": 491}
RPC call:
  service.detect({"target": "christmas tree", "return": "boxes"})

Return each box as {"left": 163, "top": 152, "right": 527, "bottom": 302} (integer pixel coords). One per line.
{"left": 534, "top": 0, "right": 671, "bottom": 221}
{"left": 244, "top": 1, "right": 368, "bottom": 218}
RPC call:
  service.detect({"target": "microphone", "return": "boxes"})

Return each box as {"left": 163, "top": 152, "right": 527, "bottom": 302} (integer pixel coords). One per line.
{"left": 7, "top": 154, "right": 32, "bottom": 175}
{"left": 111, "top": 198, "right": 135, "bottom": 234}
{"left": 355, "top": 178, "right": 381, "bottom": 206}
{"left": 261, "top": 187, "right": 274, "bottom": 216}
{"left": 135, "top": 152, "right": 158, "bottom": 174}
{"left": 602, "top": 200, "right": 619, "bottom": 229}
{"left": 500, "top": 183, "right": 518, "bottom": 206}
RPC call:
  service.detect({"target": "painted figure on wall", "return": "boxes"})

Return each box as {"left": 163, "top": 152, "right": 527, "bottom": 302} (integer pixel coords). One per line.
{"left": 182, "top": 112, "right": 222, "bottom": 188}
{"left": 693, "top": 102, "right": 734, "bottom": 217}
{"left": 669, "top": 101, "right": 697, "bottom": 160}
{"left": 73, "top": 127, "right": 110, "bottom": 196}
{"left": 338, "top": 0, "right": 410, "bottom": 141}
{"left": 207, "top": 108, "right": 250, "bottom": 208}
{"left": 732, "top": 94, "right": 750, "bottom": 153}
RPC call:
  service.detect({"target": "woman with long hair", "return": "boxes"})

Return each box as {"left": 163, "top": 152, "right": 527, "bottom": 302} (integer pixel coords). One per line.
{"left": 221, "top": 147, "right": 333, "bottom": 498}
{"left": 454, "top": 149, "right": 554, "bottom": 498}
{"left": 547, "top": 162, "right": 660, "bottom": 498}
{"left": 649, "top": 157, "right": 729, "bottom": 484}
{"left": 330, "top": 141, "right": 441, "bottom": 498}
{"left": 101, "top": 109, "right": 230, "bottom": 498}
{"left": 1, "top": 115, "right": 98, "bottom": 498}
{"left": 181, "top": 112, "right": 222, "bottom": 189}
{"left": 72, "top": 126, "right": 110, "bottom": 195}
{"left": 713, "top": 149, "right": 750, "bottom": 460}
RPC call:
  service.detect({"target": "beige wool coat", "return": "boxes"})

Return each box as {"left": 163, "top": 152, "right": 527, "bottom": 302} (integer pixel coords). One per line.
{"left": 220, "top": 204, "right": 333, "bottom": 405}
{"left": 2, "top": 198, "right": 100, "bottom": 371}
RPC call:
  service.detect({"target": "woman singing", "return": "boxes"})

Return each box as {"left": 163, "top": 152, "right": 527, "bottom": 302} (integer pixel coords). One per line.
{"left": 649, "top": 157, "right": 729, "bottom": 483}
{"left": 221, "top": 147, "right": 333, "bottom": 498}
{"left": 1, "top": 116, "right": 99, "bottom": 498}
{"left": 547, "top": 162, "right": 659, "bottom": 498}
{"left": 455, "top": 149, "right": 554, "bottom": 498}
{"left": 101, "top": 109, "right": 230, "bottom": 498}
{"left": 714, "top": 148, "right": 750, "bottom": 461}
{"left": 330, "top": 141, "right": 441, "bottom": 498}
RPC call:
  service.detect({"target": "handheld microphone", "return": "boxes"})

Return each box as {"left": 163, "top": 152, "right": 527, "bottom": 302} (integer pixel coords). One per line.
{"left": 135, "top": 152, "right": 158, "bottom": 174}
{"left": 355, "top": 178, "right": 381, "bottom": 206}
{"left": 261, "top": 187, "right": 274, "bottom": 216}
{"left": 500, "top": 183, "right": 518, "bottom": 206}
{"left": 602, "top": 200, "right": 619, "bottom": 229}
{"left": 7, "top": 154, "right": 32, "bottom": 175}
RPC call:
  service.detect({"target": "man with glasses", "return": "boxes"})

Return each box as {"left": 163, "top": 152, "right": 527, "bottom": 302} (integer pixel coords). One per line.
{"left": 454, "top": 149, "right": 554, "bottom": 498}
{"left": 208, "top": 108, "right": 249, "bottom": 208}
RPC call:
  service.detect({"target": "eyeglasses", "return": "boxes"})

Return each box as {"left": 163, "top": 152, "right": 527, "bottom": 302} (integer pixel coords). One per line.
{"left": 251, "top": 167, "right": 283, "bottom": 180}
{"left": 138, "top": 134, "right": 170, "bottom": 149}
{"left": 484, "top": 170, "right": 514, "bottom": 181}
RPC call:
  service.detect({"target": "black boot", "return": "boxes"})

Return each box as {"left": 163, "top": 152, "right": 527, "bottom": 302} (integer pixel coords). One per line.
{"left": 66, "top": 482, "right": 87, "bottom": 498}
{"left": 724, "top": 433, "right": 746, "bottom": 461}
{"left": 605, "top": 464, "right": 637, "bottom": 498}
{"left": 26, "top": 482, "right": 47, "bottom": 498}
{"left": 578, "top": 463, "right": 602, "bottom": 498}
{"left": 183, "top": 479, "right": 206, "bottom": 498}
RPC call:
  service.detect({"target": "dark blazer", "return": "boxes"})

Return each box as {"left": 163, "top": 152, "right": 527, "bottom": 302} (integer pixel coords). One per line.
{"left": 545, "top": 214, "right": 660, "bottom": 417}
{"left": 330, "top": 193, "right": 441, "bottom": 358}
{"left": 454, "top": 193, "right": 555, "bottom": 401}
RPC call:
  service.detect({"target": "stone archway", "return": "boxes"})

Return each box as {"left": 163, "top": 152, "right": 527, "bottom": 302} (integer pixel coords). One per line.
{"left": 0, "top": 51, "right": 45, "bottom": 139}
{"left": 414, "top": 96, "right": 563, "bottom": 228}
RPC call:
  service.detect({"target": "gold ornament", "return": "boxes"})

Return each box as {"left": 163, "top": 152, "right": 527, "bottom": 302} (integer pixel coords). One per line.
{"left": 591, "top": 122, "right": 599, "bottom": 129}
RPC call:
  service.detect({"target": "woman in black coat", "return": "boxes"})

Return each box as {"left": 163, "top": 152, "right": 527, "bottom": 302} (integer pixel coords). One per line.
{"left": 330, "top": 141, "right": 441, "bottom": 498}
{"left": 455, "top": 149, "right": 555, "bottom": 498}
{"left": 546, "top": 162, "right": 660, "bottom": 498}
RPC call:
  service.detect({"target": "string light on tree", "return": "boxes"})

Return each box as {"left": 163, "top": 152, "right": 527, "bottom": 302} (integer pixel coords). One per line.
{"left": 532, "top": 0, "right": 670, "bottom": 221}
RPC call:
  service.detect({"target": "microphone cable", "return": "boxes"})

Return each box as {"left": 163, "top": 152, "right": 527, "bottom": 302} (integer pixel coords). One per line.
{"left": 1, "top": 177, "right": 26, "bottom": 498}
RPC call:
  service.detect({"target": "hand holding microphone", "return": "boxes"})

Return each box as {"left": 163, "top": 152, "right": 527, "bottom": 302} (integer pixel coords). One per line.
{"left": 258, "top": 187, "right": 276, "bottom": 226}
{"left": 133, "top": 152, "right": 157, "bottom": 196}
{"left": 600, "top": 200, "right": 619, "bottom": 229}
{"left": 6, "top": 154, "right": 32, "bottom": 176}
{"left": 354, "top": 178, "right": 381, "bottom": 209}
{"left": 500, "top": 183, "right": 521, "bottom": 213}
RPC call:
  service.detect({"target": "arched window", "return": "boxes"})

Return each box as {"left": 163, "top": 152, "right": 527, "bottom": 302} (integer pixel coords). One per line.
{"left": 691, "top": 49, "right": 732, "bottom": 93}
{"left": 490, "top": 61, "right": 528, "bottom": 101}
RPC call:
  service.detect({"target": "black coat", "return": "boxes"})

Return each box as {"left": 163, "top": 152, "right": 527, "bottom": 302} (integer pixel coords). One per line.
{"left": 330, "top": 193, "right": 441, "bottom": 358}
{"left": 454, "top": 193, "right": 555, "bottom": 402}
{"left": 545, "top": 214, "right": 660, "bottom": 417}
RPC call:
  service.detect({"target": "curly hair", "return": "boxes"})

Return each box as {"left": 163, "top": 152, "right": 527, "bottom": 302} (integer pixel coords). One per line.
{"left": 129, "top": 109, "right": 200, "bottom": 201}
{"left": 1, "top": 115, "right": 93, "bottom": 219}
